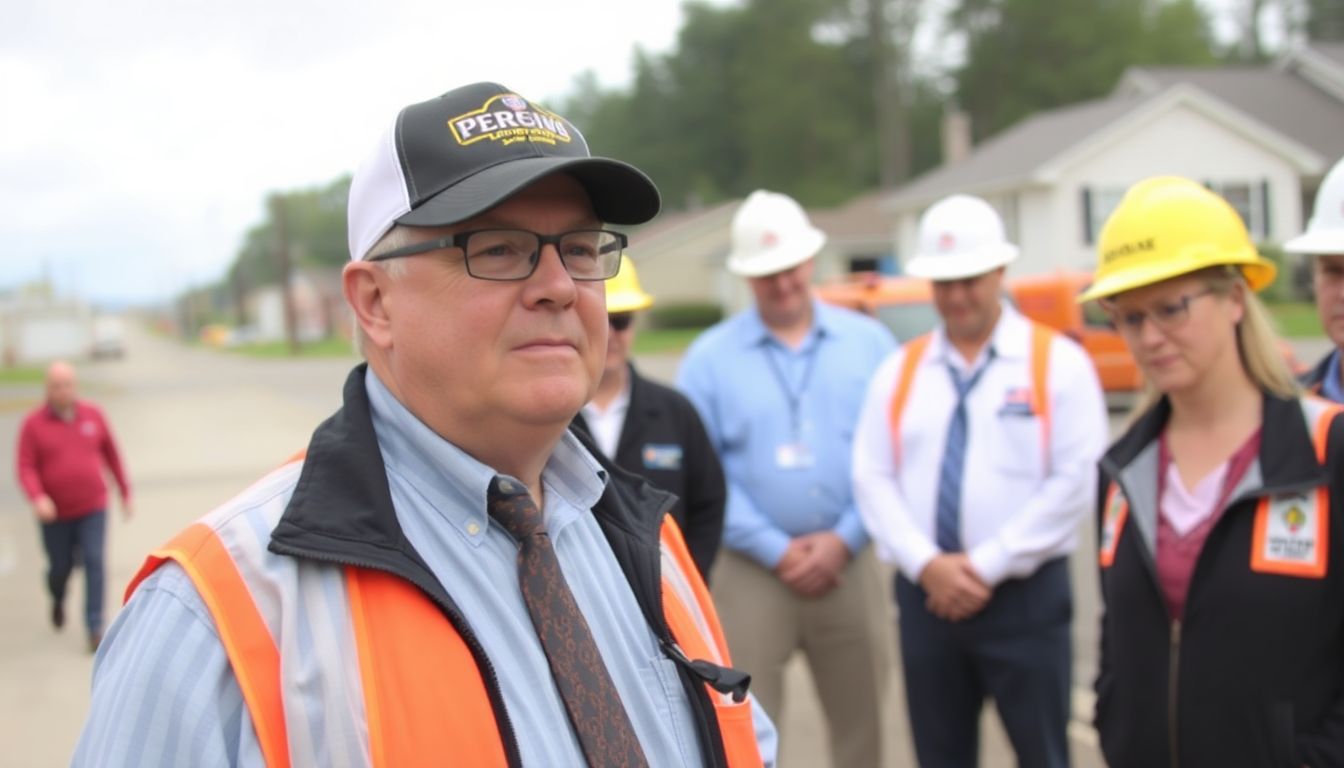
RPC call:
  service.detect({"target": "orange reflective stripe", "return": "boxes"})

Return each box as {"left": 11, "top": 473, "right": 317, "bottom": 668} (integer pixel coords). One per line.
{"left": 1312, "top": 403, "right": 1343, "bottom": 463}
{"left": 1030, "top": 323, "right": 1053, "bottom": 469}
{"left": 128, "top": 524, "right": 291, "bottom": 768}
{"left": 888, "top": 334, "right": 932, "bottom": 465}
{"left": 1099, "top": 484, "right": 1128, "bottom": 568}
{"left": 346, "top": 567, "right": 508, "bottom": 768}
{"left": 659, "top": 520, "right": 764, "bottom": 767}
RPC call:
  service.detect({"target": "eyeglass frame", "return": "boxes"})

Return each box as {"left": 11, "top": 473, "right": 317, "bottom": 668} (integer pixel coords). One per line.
{"left": 1101, "top": 288, "right": 1216, "bottom": 335}
{"left": 366, "top": 228, "right": 628, "bottom": 282}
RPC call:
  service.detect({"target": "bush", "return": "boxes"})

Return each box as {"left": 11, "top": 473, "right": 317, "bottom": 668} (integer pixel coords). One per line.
{"left": 1259, "top": 242, "right": 1309, "bottom": 303}
{"left": 648, "top": 302, "right": 723, "bottom": 330}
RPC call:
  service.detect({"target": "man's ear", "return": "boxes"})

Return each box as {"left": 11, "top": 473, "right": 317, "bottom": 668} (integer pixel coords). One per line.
{"left": 344, "top": 261, "right": 394, "bottom": 350}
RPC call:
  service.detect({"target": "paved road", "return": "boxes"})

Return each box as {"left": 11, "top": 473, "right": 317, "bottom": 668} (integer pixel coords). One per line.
{"left": 0, "top": 326, "right": 1331, "bottom": 767}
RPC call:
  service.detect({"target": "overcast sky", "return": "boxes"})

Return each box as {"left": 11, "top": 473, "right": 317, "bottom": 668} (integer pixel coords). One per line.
{"left": 1, "top": 0, "right": 698, "bottom": 307}
{"left": 1, "top": 0, "right": 1268, "bottom": 308}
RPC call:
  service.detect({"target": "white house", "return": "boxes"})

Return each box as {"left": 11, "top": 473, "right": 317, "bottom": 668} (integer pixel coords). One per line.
{"left": 884, "top": 43, "right": 1344, "bottom": 278}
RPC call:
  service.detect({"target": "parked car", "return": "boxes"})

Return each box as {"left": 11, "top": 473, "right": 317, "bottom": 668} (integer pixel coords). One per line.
{"left": 816, "top": 270, "right": 1143, "bottom": 393}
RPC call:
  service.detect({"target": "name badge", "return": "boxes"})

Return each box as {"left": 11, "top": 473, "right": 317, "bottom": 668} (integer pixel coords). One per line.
{"left": 775, "top": 441, "right": 815, "bottom": 470}
{"left": 1251, "top": 490, "right": 1328, "bottom": 578}
{"left": 997, "top": 386, "right": 1036, "bottom": 418}
{"left": 641, "top": 444, "right": 683, "bottom": 471}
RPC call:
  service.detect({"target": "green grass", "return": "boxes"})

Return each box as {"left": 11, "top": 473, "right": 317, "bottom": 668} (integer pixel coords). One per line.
{"left": 632, "top": 328, "right": 706, "bottom": 355}
{"left": 0, "top": 365, "right": 46, "bottom": 385}
{"left": 221, "top": 338, "right": 358, "bottom": 358}
{"left": 1267, "top": 302, "right": 1325, "bottom": 338}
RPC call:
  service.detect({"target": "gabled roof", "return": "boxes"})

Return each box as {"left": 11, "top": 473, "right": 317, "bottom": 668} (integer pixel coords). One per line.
{"left": 1118, "top": 65, "right": 1344, "bottom": 163}
{"left": 811, "top": 189, "right": 893, "bottom": 246}
{"left": 885, "top": 96, "right": 1140, "bottom": 208}
{"left": 886, "top": 46, "right": 1344, "bottom": 212}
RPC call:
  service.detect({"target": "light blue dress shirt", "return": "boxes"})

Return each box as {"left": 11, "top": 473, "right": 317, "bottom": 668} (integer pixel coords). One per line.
{"left": 1322, "top": 350, "right": 1344, "bottom": 403}
{"left": 677, "top": 300, "right": 897, "bottom": 567}
{"left": 75, "top": 369, "right": 777, "bottom": 766}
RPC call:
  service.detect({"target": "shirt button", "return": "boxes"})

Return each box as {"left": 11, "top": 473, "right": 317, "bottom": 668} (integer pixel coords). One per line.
{"left": 467, "top": 521, "right": 481, "bottom": 536}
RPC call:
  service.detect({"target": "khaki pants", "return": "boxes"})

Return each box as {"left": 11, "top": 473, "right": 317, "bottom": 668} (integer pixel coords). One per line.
{"left": 713, "top": 547, "right": 890, "bottom": 768}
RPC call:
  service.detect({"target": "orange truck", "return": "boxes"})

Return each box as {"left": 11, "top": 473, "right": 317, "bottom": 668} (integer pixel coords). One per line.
{"left": 816, "top": 270, "right": 1143, "bottom": 393}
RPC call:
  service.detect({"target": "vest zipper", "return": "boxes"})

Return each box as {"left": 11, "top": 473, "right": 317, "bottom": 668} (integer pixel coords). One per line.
{"left": 268, "top": 544, "right": 523, "bottom": 768}
{"left": 1168, "top": 619, "right": 1182, "bottom": 768}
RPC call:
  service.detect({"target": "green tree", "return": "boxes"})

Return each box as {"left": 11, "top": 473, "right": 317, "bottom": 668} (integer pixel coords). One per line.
{"left": 949, "top": 0, "right": 1217, "bottom": 140}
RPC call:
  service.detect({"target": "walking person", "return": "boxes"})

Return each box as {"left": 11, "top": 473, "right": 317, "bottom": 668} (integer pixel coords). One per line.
{"left": 678, "top": 189, "right": 896, "bottom": 767}
{"left": 1286, "top": 156, "right": 1344, "bottom": 401}
{"left": 16, "top": 360, "right": 132, "bottom": 652}
{"left": 574, "top": 255, "right": 726, "bottom": 579}
{"left": 76, "top": 82, "right": 774, "bottom": 767}
{"left": 1084, "top": 176, "right": 1344, "bottom": 767}
{"left": 852, "top": 194, "right": 1107, "bottom": 768}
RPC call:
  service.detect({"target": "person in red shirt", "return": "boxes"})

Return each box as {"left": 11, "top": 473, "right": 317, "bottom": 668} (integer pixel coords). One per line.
{"left": 16, "top": 360, "right": 131, "bottom": 651}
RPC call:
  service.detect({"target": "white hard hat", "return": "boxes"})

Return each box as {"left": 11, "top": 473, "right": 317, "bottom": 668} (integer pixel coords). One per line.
{"left": 904, "top": 194, "right": 1019, "bottom": 281}
{"left": 726, "top": 190, "right": 827, "bottom": 277}
{"left": 1285, "top": 156, "right": 1344, "bottom": 255}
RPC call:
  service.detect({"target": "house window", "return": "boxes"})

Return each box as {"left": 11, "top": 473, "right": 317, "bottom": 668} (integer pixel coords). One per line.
{"left": 1205, "top": 180, "right": 1270, "bottom": 240}
{"left": 1082, "top": 186, "right": 1127, "bottom": 245}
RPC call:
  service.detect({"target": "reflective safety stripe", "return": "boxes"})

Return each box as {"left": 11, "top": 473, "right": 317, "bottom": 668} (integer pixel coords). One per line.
{"left": 1099, "top": 484, "right": 1129, "bottom": 568}
{"left": 887, "top": 335, "right": 932, "bottom": 465}
{"left": 659, "top": 518, "right": 765, "bottom": 768}
{"left": 888, "top": 324, "right": 1055, "bottom": 467}
{"left": 126, "top": 523, "right": 291, "bottom": 768}
{"left": 346, "top": 567, "right": 508, "bottom": 768}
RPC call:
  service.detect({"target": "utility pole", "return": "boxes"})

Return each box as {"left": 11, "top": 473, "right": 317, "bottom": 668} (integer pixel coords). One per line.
{"left": 271, "top": 195, "right": 300, "bottom": 356}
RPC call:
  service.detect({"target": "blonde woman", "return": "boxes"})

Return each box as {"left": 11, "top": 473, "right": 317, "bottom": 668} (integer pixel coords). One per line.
{"left": 1082, "top": 177, "right": 1344, "bottom": 768}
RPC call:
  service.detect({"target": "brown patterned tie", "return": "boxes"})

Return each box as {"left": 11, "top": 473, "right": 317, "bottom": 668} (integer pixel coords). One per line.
{"left": 486, "top": 476, "right": 649, "bottom": 767}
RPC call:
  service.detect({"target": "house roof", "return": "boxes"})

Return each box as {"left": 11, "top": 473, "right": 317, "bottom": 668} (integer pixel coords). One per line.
{"left": 1120, "top": 66, "right": 1344, "bottom": 164}
{"left": 885, "top": 44, "right": 1344, "bottom": 212}
{"left": 885, "top": 95, "right": 1142, "bottom": 208}
{"left": 811, "top": 189, "right": 895, "bottom": 246}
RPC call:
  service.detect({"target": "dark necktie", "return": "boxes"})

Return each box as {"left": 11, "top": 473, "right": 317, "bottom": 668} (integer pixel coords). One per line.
{"left": 486, "top": 476, "right": 649, "bottom": 767}
{"left": 935, "top": 359, "right": 991, "bottom": 552}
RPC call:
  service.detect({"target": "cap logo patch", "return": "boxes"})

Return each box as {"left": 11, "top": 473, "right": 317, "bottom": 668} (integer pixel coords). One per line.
{"left": 762, "top": 231, "right": 778, "bottom": 247}
{"left": 938, "top": 232, "right": 955, "bottom": 252}
{"left": 449, "top": 94, "right": 573, "bottom": 148}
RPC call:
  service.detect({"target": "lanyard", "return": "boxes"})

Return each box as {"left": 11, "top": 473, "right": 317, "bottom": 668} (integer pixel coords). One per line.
{"left": 763, "top": 338, "right": 819, "bottom": 438}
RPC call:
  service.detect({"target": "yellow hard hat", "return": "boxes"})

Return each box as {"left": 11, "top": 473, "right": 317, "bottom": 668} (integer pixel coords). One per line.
{"left": 606, "top": 255, "right": 655, "bottom": 313}
{"left": 1078, "top": 176, "right": 1277, "bottom": 303}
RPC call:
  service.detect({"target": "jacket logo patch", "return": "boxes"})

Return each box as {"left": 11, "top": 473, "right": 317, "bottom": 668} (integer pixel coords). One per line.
{"left": 641, "top": 444, "right": 683, "bottom": 471}
{"left": 1251, "top": 491, "right": 1328, "bottom": 579}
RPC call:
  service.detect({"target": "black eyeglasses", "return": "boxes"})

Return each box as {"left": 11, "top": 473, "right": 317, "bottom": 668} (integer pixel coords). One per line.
{"left": 609, "top": 313, "right": 634, "bottom": 331}
{"left": 367, "top": 228, "right": 627, "bottom": 281}
{"left": 1103, "top": 289, "right": 1215, "bottom": 335}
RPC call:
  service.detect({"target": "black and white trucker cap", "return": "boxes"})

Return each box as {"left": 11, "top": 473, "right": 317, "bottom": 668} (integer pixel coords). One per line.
{"left": 347, "top": 82, "right": 661, "bottom": 261}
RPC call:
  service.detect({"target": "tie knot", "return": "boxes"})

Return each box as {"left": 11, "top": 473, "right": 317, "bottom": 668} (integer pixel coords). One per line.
{"left": 487, "top": 476, "right": 544, "bottom": 540}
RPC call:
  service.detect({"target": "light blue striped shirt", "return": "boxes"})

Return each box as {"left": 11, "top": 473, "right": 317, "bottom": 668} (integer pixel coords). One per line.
{"left": 677, "top": 300, "right": 897, "bottom": 567}
{"left": 75, "top": 369, "right": 776, "bottom": 766}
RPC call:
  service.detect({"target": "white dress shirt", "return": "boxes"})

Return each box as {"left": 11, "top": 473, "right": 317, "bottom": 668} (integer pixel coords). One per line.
{"left": 581, "top": 380, "right": 631, "bottom": 459}
{"left": 852, "top": 303, "right": 1108, "bottom": 586}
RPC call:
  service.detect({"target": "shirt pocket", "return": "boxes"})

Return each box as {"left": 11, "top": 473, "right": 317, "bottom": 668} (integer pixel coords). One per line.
{"left": 991, "top": 411, "right": 1044, "bottom": 478}
{"left": 638, "top": 656, "right": 700, "bottom": 766}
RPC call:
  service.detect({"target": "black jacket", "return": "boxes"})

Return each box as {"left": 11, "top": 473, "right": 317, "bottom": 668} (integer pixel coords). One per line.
{"left": 1095, "top": 393, "right": 1344, "bottom": 768}
{"left": 573, "top": 364, "right": 726, "bottom": 580}
{"left": 268, "top": 366, "right": 747, "bottom": 768}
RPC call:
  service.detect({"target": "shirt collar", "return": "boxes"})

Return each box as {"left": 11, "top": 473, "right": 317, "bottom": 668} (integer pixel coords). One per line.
{"left": 741, "top": 296, "right": 831, "bottom": 349}
{"left": 363, "top": 368, "right": 607, "bottom": 543}
{"left": 928, "top": 300, "right": 1029, "bottom": 368}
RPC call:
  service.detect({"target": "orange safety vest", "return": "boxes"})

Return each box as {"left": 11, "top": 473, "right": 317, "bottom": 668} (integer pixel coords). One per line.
{"left": 887, "top": 323, "right": 1055, "bottom": 467}
{"left": 1101, "top": 397, "right": 1342, "bottom": 574}
{"left": 126, "top": 513, "right": 763, "bottom": 768}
